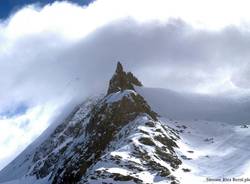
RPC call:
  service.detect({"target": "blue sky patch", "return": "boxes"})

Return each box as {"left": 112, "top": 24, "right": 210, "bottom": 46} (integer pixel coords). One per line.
{"left": 0, "top": 103, "right": 29, "bottom": 118}
{"left": 0, "top": 0, "right": 94, "bottom": 19}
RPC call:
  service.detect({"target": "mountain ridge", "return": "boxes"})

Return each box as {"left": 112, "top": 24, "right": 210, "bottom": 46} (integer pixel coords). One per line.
{"left": 0, "top": 62, "right": 182, "bottom": 184}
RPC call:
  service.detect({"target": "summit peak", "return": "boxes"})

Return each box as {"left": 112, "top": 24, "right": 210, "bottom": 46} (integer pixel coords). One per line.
{"left": 107, "top": 62, "right": 142, "bottom": 95}
{"left": 115, "top": 61, "right": 123, "bottom": 73}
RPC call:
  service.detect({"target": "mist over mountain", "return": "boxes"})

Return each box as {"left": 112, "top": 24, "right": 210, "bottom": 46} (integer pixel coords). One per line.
{"left": 138, "top": 87, "right": 250, "bottom": 124}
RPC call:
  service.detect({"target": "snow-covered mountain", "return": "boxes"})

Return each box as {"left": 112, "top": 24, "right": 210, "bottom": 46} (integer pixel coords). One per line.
{"left": 0, "top": 63, "right": 182, "bottom": 184}
{"left": 1, "top": 62, "right": 250, "bottom": 184}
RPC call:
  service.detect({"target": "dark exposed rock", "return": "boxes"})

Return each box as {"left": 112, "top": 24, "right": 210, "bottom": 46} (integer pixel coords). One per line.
{"left": 155, "top": 148, "right": 182, "bottom": 169}
{"left": 145, "top": 121, "right": 155, "bottom": 127}
{"left": 154, "top": 135, "right": 179, "bottom": 153}
{"left": 180, "top": 155, "right": 192, "bottom": 160}
{"left": 241, "top": 124, "right": 248, "bottom": 128}
{"left": 138, "top": 137, "right": 156, "bottom": 146}
{"left": 112, "top": 173, "right": 143, "bottom": 183}
{"left": 182, "top": 168, "right": 191, "bottom": 172}
{"left": 107, "top": 62, "right": 142, "bottom": 94}
{"left": 127, "top": 72, "right": 142, "bottom": 86}
{"left": 147, "top": 160, "right": 171, "bottom": 177}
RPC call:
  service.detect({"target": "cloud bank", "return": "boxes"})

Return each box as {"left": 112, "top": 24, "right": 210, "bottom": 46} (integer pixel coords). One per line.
{"left": 1, "top": 0, "right": 250, "bottom": 170}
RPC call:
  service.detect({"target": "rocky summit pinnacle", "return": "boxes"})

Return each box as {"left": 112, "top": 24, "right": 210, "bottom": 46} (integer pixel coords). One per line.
{"left": 107, "top": 62, "right": 142, "bottom": 95}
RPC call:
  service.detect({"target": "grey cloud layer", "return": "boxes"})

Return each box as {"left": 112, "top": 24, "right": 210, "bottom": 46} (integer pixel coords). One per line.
{"left": 57, "top": 20, "right": 250, "bottom": 93}
{"left": 1, "top": 18, "right": 250, "bottom": 114}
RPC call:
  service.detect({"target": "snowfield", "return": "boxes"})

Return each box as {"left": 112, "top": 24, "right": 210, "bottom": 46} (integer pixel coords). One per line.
{"left": 164, "top": 118, "right": 250, "bottom": 184}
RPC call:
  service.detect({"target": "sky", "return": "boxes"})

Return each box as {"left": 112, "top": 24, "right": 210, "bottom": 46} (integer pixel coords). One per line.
{"left": 1, "top": 0, "right": 250, "bottom": 170}
{"left": 0, "top": 0, "right": 93, "bottom": 19}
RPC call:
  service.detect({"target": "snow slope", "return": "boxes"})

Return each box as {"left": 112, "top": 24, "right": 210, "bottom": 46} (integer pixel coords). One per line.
{"left": 163, "top": 118, "right": 250, "bottom": 184}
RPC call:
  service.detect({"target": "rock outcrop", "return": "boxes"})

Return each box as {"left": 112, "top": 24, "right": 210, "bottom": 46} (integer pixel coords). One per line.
{"left": 107, "top": 62, "right": 142, "bottom": 95}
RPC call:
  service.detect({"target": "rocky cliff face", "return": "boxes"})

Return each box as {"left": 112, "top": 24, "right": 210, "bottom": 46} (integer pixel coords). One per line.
{"left": 0, "top": 62, "right": 182, "bottom": 184}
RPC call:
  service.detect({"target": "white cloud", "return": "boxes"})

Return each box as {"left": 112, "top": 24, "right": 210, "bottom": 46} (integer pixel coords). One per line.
{"left": 0, "top": 100, "right": 65, "bottom": 170}
{"left": 1, "top": 0, "right": 250, "bottom": 170}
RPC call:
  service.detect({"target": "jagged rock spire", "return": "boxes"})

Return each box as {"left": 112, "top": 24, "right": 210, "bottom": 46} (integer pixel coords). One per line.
{"left": 116, "top": 61, "right": 123, "bottom": 73}
{"left": 107, "top": 62, "right": 142, "bottom": 95}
